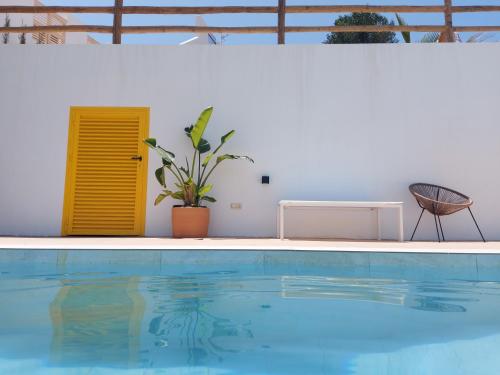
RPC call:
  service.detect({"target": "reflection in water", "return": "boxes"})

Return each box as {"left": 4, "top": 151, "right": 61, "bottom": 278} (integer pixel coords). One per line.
{"left": 49, "top": 276, "right": 145, "bottom": 367}
{"left": 281, "top": 276, "right": 471, "bottom": 312}
{"left": 36, "top": 269, "right": 500, "bottom": 373}
{"left": 147, "top": 275, "right": 254, "bottom": 366}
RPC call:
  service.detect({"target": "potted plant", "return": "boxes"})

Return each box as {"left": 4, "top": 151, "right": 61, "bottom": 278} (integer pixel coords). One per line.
{"left": 145, "top": 107, "right": 253, "bottom": 238}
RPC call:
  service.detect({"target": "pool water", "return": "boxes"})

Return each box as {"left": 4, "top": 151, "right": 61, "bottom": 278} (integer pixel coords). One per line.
{"left": 1, "top": 250, "right": 500, "bottom": 374}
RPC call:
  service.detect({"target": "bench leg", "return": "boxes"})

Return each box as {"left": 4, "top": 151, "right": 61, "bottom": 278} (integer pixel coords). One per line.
{"left": 279, "top": 205, "right": 285, "bottom": 240}
{"left": 276, "top": 206, "right": 280, "bottom": 239}
{"left": 398, "top": 206, "right": 404, "bottom": 242}
{"left": 376, "top": 208, "right": 382, "bottom": 240}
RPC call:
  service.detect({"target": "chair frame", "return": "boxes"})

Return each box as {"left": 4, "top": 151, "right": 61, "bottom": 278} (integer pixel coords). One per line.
{"left": 409, "top": 183, "right": 486, "bottom": 242}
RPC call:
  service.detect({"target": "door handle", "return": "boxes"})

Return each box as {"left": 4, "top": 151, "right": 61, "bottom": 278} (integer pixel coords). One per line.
{"left": 131, "top": 155, "right": 143, "bottom": 161}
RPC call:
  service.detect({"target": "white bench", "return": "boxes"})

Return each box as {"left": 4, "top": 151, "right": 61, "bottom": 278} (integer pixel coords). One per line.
{"left": 277, "top": 200, "right": 404, "bottom": 241}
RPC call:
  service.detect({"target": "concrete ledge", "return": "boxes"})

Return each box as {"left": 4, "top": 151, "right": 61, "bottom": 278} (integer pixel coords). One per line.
{"left": 0, "top": 236, "right": 499, "bottom": 254}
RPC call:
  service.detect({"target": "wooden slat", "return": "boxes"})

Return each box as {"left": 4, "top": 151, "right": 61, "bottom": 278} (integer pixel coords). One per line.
{"left": 124, "top": 25, "right": 450, "bottom": 34}
{"left": 285, "top": 5, "right": 445, "bottom": 13}
{"left": 113, "top": 0, "right": 123, "bottom": 44}
{"left": 122, "top": 26, "right": 278, "bottom": 34}
{"left": 123, "top": 6, "right": 278, "bottom": 14}
{"left": 0, "top": 6, "right": 114, "bottom": 14}
{"left": 2, "top": 4, "right": 500, "bottom": 15}
{"left": 452, "top": 6, "right": 500, "bottom": 13}
{"left": 0, "top": 25, "right": 111, "bottom": 33}
{"left": 0, "top": 24, "right": 460, "bottom": 35}
{"left": 286, "top": 25, "right": 447, "bottom": 33}
{"left": 454, "top": 26, "right": 500, "bottom": 32}
{"left": 444, "top": 0, "right": 454, "bottom": 43}
{"left": 278, "top": 0, "right": 286, "bottom": 44}
{"left": 0, "top": 3, "right": 498, "bottom": 42}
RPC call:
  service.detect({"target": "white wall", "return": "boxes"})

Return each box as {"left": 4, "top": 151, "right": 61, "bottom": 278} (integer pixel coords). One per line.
{"left": 0, "top": 44, "right": 499, "bottom": 240}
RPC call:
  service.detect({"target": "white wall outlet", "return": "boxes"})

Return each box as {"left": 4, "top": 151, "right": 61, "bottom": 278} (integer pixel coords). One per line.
{"left": 230, "top": 203, "right": 242, "bottom": 209}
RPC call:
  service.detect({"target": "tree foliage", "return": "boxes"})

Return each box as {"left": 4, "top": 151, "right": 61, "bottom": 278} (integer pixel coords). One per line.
{"left": 324, "top": 13, "right": 398, "bottom": 44}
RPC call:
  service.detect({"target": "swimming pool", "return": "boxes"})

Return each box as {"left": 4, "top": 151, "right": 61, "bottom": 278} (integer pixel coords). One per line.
{"left": 1, "top": 249, "right": 500, "bottom": 375}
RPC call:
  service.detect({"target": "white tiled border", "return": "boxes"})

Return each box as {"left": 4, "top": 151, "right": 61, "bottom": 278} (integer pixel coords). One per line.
{"left": 0, "top": 237, "right": 498, "bottom": 254}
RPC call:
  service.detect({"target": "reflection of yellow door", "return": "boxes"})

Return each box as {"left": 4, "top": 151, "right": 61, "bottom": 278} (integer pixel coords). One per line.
{"left": 50, "top": 277, "right": 145, "bottom": 367}
{"left": 62, "top": 107, "right": 149, "bottom": 236}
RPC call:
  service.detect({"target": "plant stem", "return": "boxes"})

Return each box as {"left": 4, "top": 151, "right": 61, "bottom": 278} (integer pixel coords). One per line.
{"left": 185, "top": 156, "right": 190, "bottom": 177}
{"left": 167, "top": 164, "right": 185, "bottom": 186}
{"left": 199, "top": 163, "right": 209, "bottom": 185}
{"left": 200, "top": 162, "right": 220, "bottom": 187}
{"left": 190, "top": 150, "right": 197, "bottom": 179}
{"left": 196, "top": 152, "right": 202, "bottom": 205}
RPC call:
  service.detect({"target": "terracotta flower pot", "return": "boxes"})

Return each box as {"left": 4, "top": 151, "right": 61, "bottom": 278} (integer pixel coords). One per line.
{"left": 171, "top": 206, "right": 210, "bottom": 238}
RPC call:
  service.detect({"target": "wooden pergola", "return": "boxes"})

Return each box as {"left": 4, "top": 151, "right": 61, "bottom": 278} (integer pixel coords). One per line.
{"left": 0, "top": 1, "right": 499, "bottom": 44}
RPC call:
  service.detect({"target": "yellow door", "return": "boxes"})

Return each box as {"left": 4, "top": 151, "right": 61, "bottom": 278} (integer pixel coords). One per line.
{"left": 62, "top": 107, "right": 149, "bottom": 236}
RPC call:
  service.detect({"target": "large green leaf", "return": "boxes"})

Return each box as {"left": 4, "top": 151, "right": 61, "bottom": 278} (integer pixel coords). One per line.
{"left": 202, "top": 153, "right": 214, "bottom": 167}
{"left": 216, "top": 154, "right": 254, "bottom": 164}
{"left": 154, "top": 190, "right": 172, "bottom": 206}
{"left": 214, "top": 130, "right": 235, "bottom": 154}
{"left": 172, "top": 191, "right": 185, "bottom": 200}
{"left": 184, "top": 125, "right": 193, "bottom": 138}
{"left": 144, "top": 138, "right": 157, "bottom": 148}
{"left": 161, "top": 158, "right": 172, "bottom": 168}
{"left": 203, "top": 130, "right": 236, "bottom": 166}
{"left": 201, "top": 196, "right": 216, "bottom": 203}
{"left": 185, "top": 126, "right": 211, "bottom": 153}
{"left": 156, "top": 146, "right": 175, "bottom": 162}
{"left": 395, "top": 13, "right": 411, "bottom": 43}
{"left": 190, "top": 107, "right": 213, "bottom": 148}
{"left": 197, "top": 184, "right": 213, "bottom": 197}
{"left": 155, "top": 167, "right": 166, "bottom": 187}
{"left": 144, "top": 138, "right": 176, "bottom": 165}
{"left": 197, "top": 138, "right": 211, "bottom": 154}
{"left": 220, "top": 130, "right": 235, "bottom": 145}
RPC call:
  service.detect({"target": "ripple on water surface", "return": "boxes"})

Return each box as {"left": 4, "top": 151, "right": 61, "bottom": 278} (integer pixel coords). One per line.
{"left": 1, "top": 260, "right": 500, "bottom": 375}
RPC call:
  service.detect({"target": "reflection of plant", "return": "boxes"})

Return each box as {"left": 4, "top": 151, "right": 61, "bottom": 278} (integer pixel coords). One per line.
{"left": 147, "top": 277, "right": 254, "bottom": 365}
{"left": 145, "top": 107, "right": 253, "bottom": 207}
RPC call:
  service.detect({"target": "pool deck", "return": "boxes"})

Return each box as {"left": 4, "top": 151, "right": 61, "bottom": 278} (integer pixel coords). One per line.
{"left": 1, "top": 236, "right": 500, "bottom": 254}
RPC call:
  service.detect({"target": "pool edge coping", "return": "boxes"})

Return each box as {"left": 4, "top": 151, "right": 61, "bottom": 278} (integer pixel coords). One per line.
{"left": 1, "top": 237, "right": 500, "bottom": 255}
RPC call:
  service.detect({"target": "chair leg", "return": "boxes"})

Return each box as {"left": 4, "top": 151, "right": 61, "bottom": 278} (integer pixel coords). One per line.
{"left": 437, "top": 215, "right": 445, "bottom": 242}
{"left": 433, "top": 214, "right": 441, "bottom": 242}
{"left": 410, "top": 208, "right": 425, "bottom": 241}
{"left": 468, "top": 207, "right": 486, "bottom": 242}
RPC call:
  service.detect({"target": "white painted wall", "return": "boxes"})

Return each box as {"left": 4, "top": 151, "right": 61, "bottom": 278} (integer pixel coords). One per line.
{"left": 0, "top": 44, "right": 499, "bottom": 240}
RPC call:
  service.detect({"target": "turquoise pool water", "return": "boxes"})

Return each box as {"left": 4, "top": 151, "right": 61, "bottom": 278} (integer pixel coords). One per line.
{"left": 1, "top": 250, "right": 500, "bottom": 375}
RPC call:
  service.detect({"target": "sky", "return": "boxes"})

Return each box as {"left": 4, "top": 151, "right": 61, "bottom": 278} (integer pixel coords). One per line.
{"left": 42, "top": 0, "right": 500, "bottom": 45}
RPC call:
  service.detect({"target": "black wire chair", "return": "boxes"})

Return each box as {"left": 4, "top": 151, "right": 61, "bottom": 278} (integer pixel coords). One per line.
{"left": 409, "top": 183, "right": 486, "bottom": 242}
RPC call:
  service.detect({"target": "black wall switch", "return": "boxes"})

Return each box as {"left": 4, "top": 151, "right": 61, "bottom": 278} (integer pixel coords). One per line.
{"left": 261, "top": 175, "right": 270, "bottom": 184}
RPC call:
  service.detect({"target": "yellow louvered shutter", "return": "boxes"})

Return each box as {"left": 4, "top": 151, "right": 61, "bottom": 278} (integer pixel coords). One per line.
{"left": 62, "top": 107, "right": 149, "bottom": 236}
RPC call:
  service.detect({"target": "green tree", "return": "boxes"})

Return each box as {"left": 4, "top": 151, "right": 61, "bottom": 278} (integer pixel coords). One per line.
{"left": 324, "top": 13, "right": 398, "bottom": 44}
